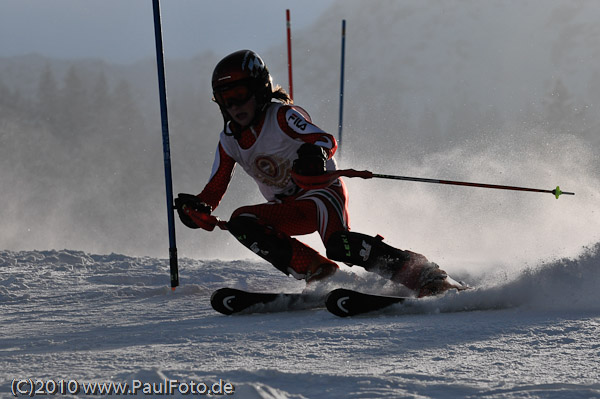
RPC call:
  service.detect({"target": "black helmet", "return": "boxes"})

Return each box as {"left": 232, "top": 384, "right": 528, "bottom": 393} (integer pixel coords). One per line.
{"left": 212, "top": 50, "right": 272, "bottom": 108}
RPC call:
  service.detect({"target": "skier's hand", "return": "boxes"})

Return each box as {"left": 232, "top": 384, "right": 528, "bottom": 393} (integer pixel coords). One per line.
{"left": 292, "top": 143, "right": 327, "bottom": 176}
{"left": 174, "top": 193, "right": 217, "bottom": 230}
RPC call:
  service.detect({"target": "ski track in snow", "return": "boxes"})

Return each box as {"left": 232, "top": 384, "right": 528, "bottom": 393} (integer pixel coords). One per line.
{"left": 1, "top": 246, "right": 599, "bottom": 399}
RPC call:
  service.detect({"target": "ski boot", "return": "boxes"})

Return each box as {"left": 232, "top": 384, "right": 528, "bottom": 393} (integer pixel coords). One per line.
{"left": 390, "top": 255, "right": 449, "bottom": 297}
{"left": 325, "top": 231, "right": 466, "bottom": 296}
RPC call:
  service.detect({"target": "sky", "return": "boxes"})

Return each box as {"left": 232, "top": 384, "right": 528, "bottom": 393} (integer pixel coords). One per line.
{"left": 0, "top": 0, "right": 335, "bottom": 63}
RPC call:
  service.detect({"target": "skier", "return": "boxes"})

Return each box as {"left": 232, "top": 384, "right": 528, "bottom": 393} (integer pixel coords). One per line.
{"left": 175, "top": 50, "right": 455, "bottom": 297}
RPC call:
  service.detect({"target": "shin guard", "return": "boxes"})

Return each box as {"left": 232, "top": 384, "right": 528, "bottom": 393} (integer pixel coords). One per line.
{"left": 227, "top": 216, "right": 293, "bottom": 276}
{"left": 325, "top": 231, "right": 409, "bottom": 276}
{"left": 227, "top": 215, "right": 337, "bottom": 281}
{"left": 325, "top": 231, "right": 439, "bottom": 291}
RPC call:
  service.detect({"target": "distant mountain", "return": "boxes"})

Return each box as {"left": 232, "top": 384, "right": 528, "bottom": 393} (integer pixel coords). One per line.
{"left": 2, "top": 1, "right": 599, "bottom": 152}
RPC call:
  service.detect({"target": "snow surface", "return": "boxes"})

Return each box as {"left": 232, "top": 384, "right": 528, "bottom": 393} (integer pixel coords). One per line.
{"left": 1, "top": 245, "right": 599, "bottom": 398}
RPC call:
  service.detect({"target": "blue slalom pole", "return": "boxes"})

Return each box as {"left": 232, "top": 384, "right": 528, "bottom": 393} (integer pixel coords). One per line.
{"left": 152, "top": 0, "right": 179, "bottom": 289}
{"left": 338, "top": 20, "right": 346, "bottom": 161}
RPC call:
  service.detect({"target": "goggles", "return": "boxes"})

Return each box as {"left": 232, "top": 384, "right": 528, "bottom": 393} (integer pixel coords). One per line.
{"left": 215, "top": 84, "right": 253, "bottom": 108}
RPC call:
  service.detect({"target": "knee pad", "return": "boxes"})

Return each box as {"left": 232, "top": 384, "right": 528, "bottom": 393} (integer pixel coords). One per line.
{"left": 227, "top": 215, "right": 293, "bottom": 275}
{"left": 325, "top": 231, "right": 410, "bottom": 274}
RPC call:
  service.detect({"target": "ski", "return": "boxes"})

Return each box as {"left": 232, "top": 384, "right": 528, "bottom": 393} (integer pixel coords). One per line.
{"left": 212, "top": 278, "right": 469, "bottom": 316}
{"left": 325, "top": 288, "right": 407, "bottom": 317}
{"left": 210, "top": 287, "right": 323, "bottom": 315}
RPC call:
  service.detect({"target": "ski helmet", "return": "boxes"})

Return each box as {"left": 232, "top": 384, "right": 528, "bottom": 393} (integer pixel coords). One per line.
{"left": 212, "top": 50, "right": 272, "bottom": 108}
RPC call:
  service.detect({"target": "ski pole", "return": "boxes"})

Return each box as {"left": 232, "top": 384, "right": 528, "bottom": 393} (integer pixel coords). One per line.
{"left": 200, "top": 167, "right": 575, "bottom": 234}
{"left": 292, "top": 169, "right": 575, "bottom": 199}
{"left": 369, "top": 171, "right": 574, "bottom": 199}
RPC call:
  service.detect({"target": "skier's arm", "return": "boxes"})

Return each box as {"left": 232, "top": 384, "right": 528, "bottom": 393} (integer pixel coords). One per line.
{"left": 277, "top": 105, "right": 338, "bottom": 159}
{"left": 175, "top": 143, "right": 235, "bottom": 230}
{"left": 197, "top": 142, "right": 236, "bottom": 210}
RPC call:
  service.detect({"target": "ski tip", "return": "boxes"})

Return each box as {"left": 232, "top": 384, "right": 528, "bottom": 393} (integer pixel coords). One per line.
{"left": 325, "top": 288, "right": 406, "bottom": 317}
{"left": 210, "top": 288, "right": 238, "bottom": 315}
{"left": 210, "top": 288, "right": 319, "bottom": 315}
{"left": 325, "top": 288, "right": 354, "bottom": 317}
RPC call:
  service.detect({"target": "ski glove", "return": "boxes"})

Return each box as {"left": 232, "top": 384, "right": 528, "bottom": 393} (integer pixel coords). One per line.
{"left": 292, "top": 143, "right": 327, "bottom": 176}
{"left": 174, "top": 193, "right": 217, "bottom": 230}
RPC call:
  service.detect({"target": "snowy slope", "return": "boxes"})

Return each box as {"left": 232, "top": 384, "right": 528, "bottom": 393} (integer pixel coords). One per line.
{"left": 1, "top": 244, "right": 599, "bottom": 398}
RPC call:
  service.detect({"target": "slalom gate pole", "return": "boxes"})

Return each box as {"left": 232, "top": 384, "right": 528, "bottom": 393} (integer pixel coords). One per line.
{"left": 338, "top": 19, "right": 346, "bottom": 161}
{"left": 320, "top": 169, "right": 575, "bottom": 199}
{"left": 286, "top": 9, "right": 294, "bottom": 101}
{"left": 152, "top": 0, "right": 179, "bottom": 289}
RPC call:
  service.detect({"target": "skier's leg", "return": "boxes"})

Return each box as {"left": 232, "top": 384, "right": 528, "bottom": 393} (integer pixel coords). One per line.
{"left": 228, "top": 181, "right": 349, "bottom": 283}
{"left": 232, "top": 180, "right": 350, "bottom": 242}
{"left": 227, "top": 215, "right": 337, "bottom": 283}
{"left": 325, "top": 231, "right": 448, "bottom": 296}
